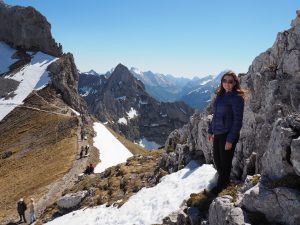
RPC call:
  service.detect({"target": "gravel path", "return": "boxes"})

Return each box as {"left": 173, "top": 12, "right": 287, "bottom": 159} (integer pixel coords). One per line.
{"left": 35, "top": 116, "right": 89, "bottom": 218}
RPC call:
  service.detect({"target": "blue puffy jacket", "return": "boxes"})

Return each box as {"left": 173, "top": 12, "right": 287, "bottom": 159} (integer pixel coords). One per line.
{"left": 208, "top": 90, "right": 244, "bottom": 143}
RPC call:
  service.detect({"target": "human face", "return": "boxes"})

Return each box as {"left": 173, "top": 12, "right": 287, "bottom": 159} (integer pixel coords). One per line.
{"left": 222, "top": 75, "right": 235, "bottom": 92}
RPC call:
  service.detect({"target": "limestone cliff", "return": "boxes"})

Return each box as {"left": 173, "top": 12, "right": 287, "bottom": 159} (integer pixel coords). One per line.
{"left": 0, "top": 1, "right": 62, "bottom": 57}
{"left": 162, "top": 10, "right": 300, "bottom": 225}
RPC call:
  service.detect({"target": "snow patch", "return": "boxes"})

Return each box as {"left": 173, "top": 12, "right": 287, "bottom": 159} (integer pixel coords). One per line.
{"left": 45, "top": 162, "right": 216, "bottom": 225}
{"left": 127, "top": 107, "right": 138, "bottom": 119}
{"left": 115, "top": 96, "right": 126, "bottom": 101}
{"left": 200, "top": 79, "right": 212, "bottom": 85}
{"left": 93, "top": 122, "right": 132, "bottom": 173}
{"left": 159, "top": 112, "right": 168, "bottom": 117}
{"left": 84, "top": 70, "right": 99, "bottom": 76}
{"left": 118, "top": 117, "right": 127, "bottom": 125}
{"left": 0, "top": 51, "right": 57, "bottom": 121}
{"left": 79, "top": 87, "right": 92, "bottom": 96}
{"left": 139, "top": 100, "right": 148, "bottom": 105}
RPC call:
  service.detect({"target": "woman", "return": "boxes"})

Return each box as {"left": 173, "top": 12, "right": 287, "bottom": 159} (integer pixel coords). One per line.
{"left": 29, "top": 198, "right": 36, "bottom": 224}
{"left": 208, "top": 71, "right": 246, "bottom": 195}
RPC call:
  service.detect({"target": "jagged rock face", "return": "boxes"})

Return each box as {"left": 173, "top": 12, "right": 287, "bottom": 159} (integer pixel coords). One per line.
{"left": 80, "top": 64, "right": 194, "bottom": 145}
{"left": 78, "top": 72, "right": 107, "bottom": 106}
{"left": 92, "top": 63, "right": 147, "bottom": 122}
{"left": 208, "top": 196, "right": 250, "bottom": 225}
{"left": 261, "top": 114, "right": 299, "bottom": 179}
{"left": 160, "top": 10, "right": 300, "bottom": 225}
{"left": 242, "top": 184, "right": 300, "bottom": 225}
{"left": 48, "top": 53, "right": 87, "bottom": 114}
{"left": 163, "top": 11, "right": 300, "bottom": 181}
{"left": 0, "top": 1, "right": 62, "bottom": 57}
{"left": 233, "top": 10, "right": 300, "bottom": 179}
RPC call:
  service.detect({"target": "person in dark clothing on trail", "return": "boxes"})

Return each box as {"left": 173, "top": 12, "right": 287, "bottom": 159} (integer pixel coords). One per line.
{"left": 79, "top": 146, "right": 84, "bottom": 159}
{"left": 89, "top": 163, "right": 94, "bottom": 173}
{"left": 17, "top": 198, "right": 27, "bottom": 223}
{"left": 84, "top": 163, "right": 94, "bottom": 175}
{"left": 81, "top": 130, "right": 85, "bottom": 141}
{"left": 85, "top": 145, "right": 89, "bottom": 155}
{"left": 208, "top": 71, "right": 246, "bottom": 195}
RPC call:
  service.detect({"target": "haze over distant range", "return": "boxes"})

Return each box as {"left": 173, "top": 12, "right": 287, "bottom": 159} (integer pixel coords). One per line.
{"left": 5, "top": 0, "right": 300, "bottom": 78}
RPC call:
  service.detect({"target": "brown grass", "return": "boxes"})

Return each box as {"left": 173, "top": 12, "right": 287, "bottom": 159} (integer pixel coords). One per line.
{"left": 251, "top": 175, "right": 261, "bottom": 186}
{"left": 0, "top": 106, "right": 78, "bottom": 222}
{"left": 187, "top": 190, "right": 215, "bottom": 211}
{"left": 39, "top": 151, "right": 165, "bottom": 221}
{"left": 219, "top": 184, "right": 241, "bottom": 203}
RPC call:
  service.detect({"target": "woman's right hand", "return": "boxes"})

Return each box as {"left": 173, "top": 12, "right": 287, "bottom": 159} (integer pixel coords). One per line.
{"left": 208, "top": 134, "right": 214, "bottom": 142}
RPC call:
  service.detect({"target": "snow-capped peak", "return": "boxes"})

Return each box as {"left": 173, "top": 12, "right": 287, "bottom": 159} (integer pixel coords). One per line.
{"left": 84, "top": 69, "right": 99, "bottom": 76}
{"left": 130, "top": 67, "right": 143, "bottom": 75}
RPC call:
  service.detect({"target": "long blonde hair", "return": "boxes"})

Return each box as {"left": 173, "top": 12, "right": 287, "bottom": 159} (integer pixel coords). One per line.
{"left": 216, "top": 71, "right": 247, "bottom": 99}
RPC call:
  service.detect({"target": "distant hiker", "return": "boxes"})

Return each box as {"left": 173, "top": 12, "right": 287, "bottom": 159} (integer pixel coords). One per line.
{"left": 84, "top": 163, "right": 94, "bottom": 175}
{"left": 85, "top": 144, "right": 90, "bottom": 155}
{"left": 81, "top": 130, "right": 85, "bottom": 141}
{"left": 89, "top": 163, "right": 94, "bottom": 174}
{"left": 208, "top": 71, "right": 246, "bottom": 195}
{"left": 17, "top": 198, "right": 27, "bottom": 223}
{"left": 83, "top": 165, "right": 90, "bottom": 174}
{"left": 80, "top": 146, "right": 84, "bottom": 159}
{"left": 29, "top": 198, "right": 36, "bottom": 224}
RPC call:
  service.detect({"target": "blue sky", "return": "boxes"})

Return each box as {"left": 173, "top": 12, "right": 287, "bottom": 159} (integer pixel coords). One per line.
{"left": 5, "top": 0, "right": 300, "bottom": 78}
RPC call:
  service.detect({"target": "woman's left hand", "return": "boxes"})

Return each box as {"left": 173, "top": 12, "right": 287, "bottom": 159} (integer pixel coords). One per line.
{"left": 225, "top": 142, "right": 232, "bottom": 150}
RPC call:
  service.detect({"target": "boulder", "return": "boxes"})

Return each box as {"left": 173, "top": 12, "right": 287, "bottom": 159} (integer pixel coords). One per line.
{"left": 57, "top": 191, "right": 88, "bottom": 210}
{"left": 262, "top": 114, "right": 300, "bottom": 180}
{"left": 209, "top": 196, "right": 250, "bottom": 225}
{"left": 242, "top": 184, "right": 300, "bottom": 225}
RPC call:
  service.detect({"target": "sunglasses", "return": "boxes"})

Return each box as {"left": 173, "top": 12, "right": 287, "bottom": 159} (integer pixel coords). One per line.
{"left": 222, "top": 79, "right": 235, "bottom": 84}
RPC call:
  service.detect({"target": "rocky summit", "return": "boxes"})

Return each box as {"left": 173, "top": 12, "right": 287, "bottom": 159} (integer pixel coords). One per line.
{"left": 79, "top": 63, "right": 195, "bottom": 146}
{"left": 0, "top": 1, "right": 62, "bottom": 57}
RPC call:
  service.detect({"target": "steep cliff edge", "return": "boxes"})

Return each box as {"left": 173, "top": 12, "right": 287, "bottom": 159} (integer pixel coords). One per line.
{"left": 0, "top": 1, "right": 62, "bottom": 57}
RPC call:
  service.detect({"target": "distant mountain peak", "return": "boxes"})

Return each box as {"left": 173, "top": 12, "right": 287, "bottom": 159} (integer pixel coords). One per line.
{"left": 111, "top": 63, "right": 130, "bottom": 76}
{"left": 85, "top": 69, "right": 99, "bottom": 76}
{"left": 130, "top": 67, "right": 143, "bottom": 75}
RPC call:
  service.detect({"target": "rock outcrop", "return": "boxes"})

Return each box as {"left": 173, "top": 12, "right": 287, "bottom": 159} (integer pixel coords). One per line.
{"left": 57, "top": 191, "right": 88, "bottom": 211}
{"left": 48, "top": 53, "right": 87, "bottom": 114}
{"left": 163, "top": 10, "right": 300, "bottom": 181}
{"left": 242, "top": 184, "right": 300, "bottom": 225}
{"left": 0, "top": 1, "right": 62, "bottom": 57}
{"left": 209, "top": 196, "right": 250, "bottom": 225}
{"left": 161, "top": 10, "right": 300, "bottom": 225}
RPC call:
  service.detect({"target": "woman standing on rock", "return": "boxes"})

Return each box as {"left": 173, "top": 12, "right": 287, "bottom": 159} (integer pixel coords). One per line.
{"left": 208, "top": 71, "right": 246, "bottom": 195}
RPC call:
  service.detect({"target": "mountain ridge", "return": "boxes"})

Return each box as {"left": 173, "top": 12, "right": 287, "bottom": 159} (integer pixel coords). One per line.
{"left": 79, "top": 63, "right": 194, "bottom": 147}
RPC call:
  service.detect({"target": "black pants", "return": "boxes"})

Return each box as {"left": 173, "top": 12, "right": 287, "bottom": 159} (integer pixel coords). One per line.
{"left": 213, "top": 132, "right": 239, "bottom": 190}
{"left": 18, "top": 212, "right": 26, "bottom": 222}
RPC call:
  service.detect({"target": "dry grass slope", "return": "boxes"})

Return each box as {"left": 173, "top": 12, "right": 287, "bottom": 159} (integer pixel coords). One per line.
{"left": 0, "top": 97, "right": 78, "bottom": 222}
